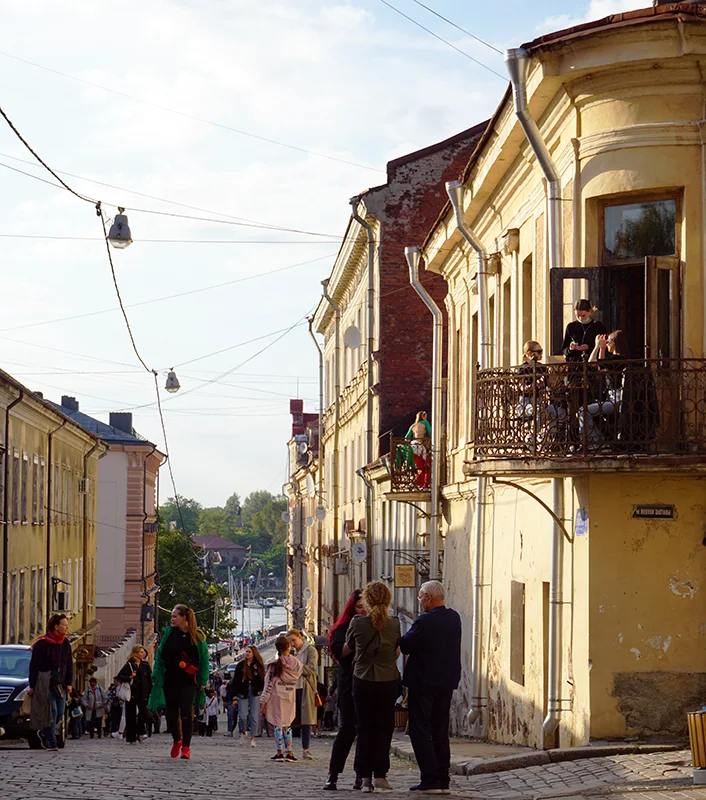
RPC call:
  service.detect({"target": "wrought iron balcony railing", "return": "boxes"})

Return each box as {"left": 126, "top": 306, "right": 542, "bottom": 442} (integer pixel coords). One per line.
{"left": 474, "top": 358, "right": 706, "bottom": 459}
{"left": 390, "top": 436, "right": 432, "bottom": 492}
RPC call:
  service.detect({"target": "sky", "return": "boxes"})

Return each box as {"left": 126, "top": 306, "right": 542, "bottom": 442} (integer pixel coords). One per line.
{"left": 0, "top": 0, "right": 646, "bottom": 506}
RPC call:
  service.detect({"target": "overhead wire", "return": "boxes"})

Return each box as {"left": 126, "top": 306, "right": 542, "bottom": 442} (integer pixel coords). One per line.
{"left": 377, "top": 0, "right": 506, "bottom": 79}
{"left": 408, "top": 0, "right": 503, "bottom": 54}
{"left": 0, "top": 50, "right": 384, "bottom": 173}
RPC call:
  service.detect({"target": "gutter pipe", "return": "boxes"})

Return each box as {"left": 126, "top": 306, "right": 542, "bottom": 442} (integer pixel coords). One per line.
{"left": 446, "top": 180, "right": 491, "bottom": 727}
{"left": 505, "top": 46, "right": 565, "bottom": 744}
{"left": 1, "top": 390, "right": 23, "bottom": 642}
{"left": 404, "top": 247, "right": 442, "bottom": 582}
{"left": 82, "top": 440, "right": 103, "bottom": 633}
{"left": 308, "top": 316, "right": 324, "bottom": 634}
{"left": 350, "top": 197, "right": 376, "bottom": 584}
{"left": 321, "top": 278, "right": 341, "bottom": 620}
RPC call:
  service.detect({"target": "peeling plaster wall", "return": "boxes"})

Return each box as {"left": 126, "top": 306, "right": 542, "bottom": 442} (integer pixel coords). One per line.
{"left": 589, "top": 475, "right": 706, "bottom": 738}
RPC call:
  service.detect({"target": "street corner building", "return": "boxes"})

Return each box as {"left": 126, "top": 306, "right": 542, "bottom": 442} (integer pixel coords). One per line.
{"left": 287, "top": 0, "right": 706, "bottom": 752}
{"left": 0, "top": 374, "right": 103, "bottom": 688}
{"left": 46, "top": 397, "right": 165, "bottom": 680}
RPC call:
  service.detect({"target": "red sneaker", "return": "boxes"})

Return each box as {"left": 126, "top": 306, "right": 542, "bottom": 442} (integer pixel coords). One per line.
{"left": 180, "top": 746, "right": 191, "bottom": 760}
{"left": 170, "top": 740, "right": 182, "bottom": 759}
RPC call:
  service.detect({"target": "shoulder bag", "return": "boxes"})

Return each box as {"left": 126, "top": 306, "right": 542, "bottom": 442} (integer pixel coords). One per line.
{"left": 116, "top": 682, "right": 131, "bottom": 703}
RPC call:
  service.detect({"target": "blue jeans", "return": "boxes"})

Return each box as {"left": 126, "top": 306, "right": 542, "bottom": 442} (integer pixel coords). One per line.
{"left": 238, "top": 689, "right": 261, "bottom": 737}
{"left": 41, "top": 688, "right": 66, "bottom": 749}
{"left": 227, "top": 703, "right": 238, "bottom": 733}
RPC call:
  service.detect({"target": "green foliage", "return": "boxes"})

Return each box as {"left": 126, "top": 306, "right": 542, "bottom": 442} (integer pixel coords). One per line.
{"left": 155, "top": 523, "right": 235, "bottom": 640}
{"left": 159, "top": 495, "right": 203, "bottom": 535}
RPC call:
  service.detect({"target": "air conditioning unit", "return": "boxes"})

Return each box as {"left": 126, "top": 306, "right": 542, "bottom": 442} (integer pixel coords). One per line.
{"left": 78, "top": 478, "right": 91, "bottom": 495}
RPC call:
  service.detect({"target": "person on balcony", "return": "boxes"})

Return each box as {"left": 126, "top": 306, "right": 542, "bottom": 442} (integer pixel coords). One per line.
{"left": 562, "top": 300, "right": 608, "bottom": 362}
{"left": 404, "top": 411, "right": 432, "bottom": 488}
{"left": 516, "top": 342, "right": 567, "bottom": 441}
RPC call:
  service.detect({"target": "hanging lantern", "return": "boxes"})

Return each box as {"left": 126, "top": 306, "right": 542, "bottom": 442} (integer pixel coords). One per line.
{"left": 107, "top": 208, "right": 133, "bottom": 249}
{"left": 165, "top": 370, "right": 180, "bottom": 394}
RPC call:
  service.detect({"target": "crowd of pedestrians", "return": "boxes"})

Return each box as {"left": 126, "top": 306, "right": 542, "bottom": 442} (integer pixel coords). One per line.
{"left": 24, "top": 588, "right": 463, "bottom": 795}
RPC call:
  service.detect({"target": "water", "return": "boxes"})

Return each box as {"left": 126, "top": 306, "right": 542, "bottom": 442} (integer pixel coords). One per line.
{"left": 230, "top": 603, "right": 288, "bottom": 636}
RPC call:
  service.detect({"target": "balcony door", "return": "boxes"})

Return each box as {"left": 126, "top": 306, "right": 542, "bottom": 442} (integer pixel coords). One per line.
{"left": 644, "top": 255, "right": 681, "bottom": 360}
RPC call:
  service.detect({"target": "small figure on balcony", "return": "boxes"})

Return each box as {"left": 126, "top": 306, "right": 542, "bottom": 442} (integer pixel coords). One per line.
{"left": 562, "top": 299, "right": 608, "bottom": 362}
{"left": 516, "top": 342, "right": 567, "bottom": 443}
{"left": 405, "top": 411, "right": 432, "bottom": 488}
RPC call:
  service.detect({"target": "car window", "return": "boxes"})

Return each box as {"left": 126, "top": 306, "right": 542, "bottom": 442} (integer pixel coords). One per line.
{"left": 0, "top": 651, "right": 31, "bottom": 678}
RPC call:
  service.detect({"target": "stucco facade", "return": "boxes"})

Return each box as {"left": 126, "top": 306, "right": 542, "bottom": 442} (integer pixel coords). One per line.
{"left": 421, "top": 2, "right": 706, "bottom": 747}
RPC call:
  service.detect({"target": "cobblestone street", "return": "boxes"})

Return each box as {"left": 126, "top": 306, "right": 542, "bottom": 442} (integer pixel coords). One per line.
{"left": 0, "top": 713, "right": 703, "bottom": 800}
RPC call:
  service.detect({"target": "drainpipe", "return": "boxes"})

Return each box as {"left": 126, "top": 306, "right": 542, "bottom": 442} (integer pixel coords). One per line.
{"left": 2, "top": 390, "right": 22, "bottom": 642}
{"left": 82, "top": 440, "right": 102, "bottom": 632}
{"left": 321, "top": 279, "right": 341, "bottom": 620}
{"left": 46, "top": 418, "right": 66, "bottom": 626}
{"left": 308, "top": 317, "right": 324, "bottom": 634}
{"left": 350, "top": 197, "right": 376, "bottom": 584}
{"left": 141, "top": 444, "right": 158, "bottom": 643}
{"left": 505, "top": 46, "right": 565, "bottom": 744}
{"left": 404, "top": 247, "right": 442, "bottom": 582}
{"left": 446, "top": 180, "right": 491, "bottom": 727}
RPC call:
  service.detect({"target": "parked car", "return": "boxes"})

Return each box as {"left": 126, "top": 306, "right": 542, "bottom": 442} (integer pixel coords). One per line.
{"left": 0, "top": 644, "right": 66, "bottom": 749}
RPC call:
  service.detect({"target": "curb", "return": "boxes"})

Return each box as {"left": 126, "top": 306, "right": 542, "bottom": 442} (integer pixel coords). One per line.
{"left": 389, "top": 740, "right": 684, "bottom": 777}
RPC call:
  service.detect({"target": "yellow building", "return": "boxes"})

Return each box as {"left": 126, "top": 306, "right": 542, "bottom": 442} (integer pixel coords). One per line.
{"left": 0, "top": 371, "right": 103, "bottom": 686}
{"left": 419, "top": 0, "right": 706, "bottom": 746}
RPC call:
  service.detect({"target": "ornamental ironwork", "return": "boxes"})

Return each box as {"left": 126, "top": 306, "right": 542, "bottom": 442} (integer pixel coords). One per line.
{"left": 390, "top": 436, "right": 432, "bottom": 492}
{"left": 473, "top": 358, "right": 706, "bottom": 459}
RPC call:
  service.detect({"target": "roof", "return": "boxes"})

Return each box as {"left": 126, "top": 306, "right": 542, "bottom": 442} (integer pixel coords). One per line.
{"left": 44, "top": 401, "right": 156, "bottom": 447}
{"left": 192, "top": 535, "right": 246, "bottom": 551}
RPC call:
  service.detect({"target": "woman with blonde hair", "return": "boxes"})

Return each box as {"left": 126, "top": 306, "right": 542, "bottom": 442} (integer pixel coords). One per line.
{"left": 345, "top": 581, "right": 401, "bottom": 793}
{"left": 404, "top": 411, "right": 432, "bottom": 488}
{"left": 118, "top": 644, "right": 152, "bottom": 744}
{"left": 149, "top": 605, "right": 209, "bottom": 760}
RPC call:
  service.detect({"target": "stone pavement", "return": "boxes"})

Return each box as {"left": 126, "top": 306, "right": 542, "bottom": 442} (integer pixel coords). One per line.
{"left": 0, "top": 712, "right": 701, "bottom": 800}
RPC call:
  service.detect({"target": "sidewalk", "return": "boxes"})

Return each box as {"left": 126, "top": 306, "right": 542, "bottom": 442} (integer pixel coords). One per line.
{"left": 390, "top": 732, "right": 684, "bottom": 777}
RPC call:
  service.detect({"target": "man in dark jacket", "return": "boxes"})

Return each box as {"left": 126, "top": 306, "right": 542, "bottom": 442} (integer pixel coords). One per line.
{"left": 400, "top": 580, "right": 461, "bottom": 794}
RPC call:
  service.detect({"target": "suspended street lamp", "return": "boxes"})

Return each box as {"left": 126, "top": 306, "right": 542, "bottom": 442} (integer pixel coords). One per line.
{"left": 165, "top": 369, "right": 181, "bottom": 394}
{"left": 107, "top": 207, "right": 133, "bottom": 249}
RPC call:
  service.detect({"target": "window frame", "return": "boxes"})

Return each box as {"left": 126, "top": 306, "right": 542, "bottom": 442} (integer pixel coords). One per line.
{"left": 599, "top": 190, "right": 681, "bottom": 266}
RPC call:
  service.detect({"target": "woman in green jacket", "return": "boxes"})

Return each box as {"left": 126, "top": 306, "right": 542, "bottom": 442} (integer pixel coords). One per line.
{"left": 148, "top": 604, "right": 209, "bottom": 760}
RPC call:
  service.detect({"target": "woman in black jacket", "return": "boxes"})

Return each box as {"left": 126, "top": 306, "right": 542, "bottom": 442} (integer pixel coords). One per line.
{"left": 118, "top": 645, "right": 153, "bottom": 744}
{"left": 233, "top": 645, "right": 265, "bottom": 745}
{"left": 324, "top": 589, "right": 366, "bottom": 791}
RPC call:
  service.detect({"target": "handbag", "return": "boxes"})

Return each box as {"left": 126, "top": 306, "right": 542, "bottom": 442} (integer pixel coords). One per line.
{"left": 70, "top": 706, "right": 83, "bottom": 719}
{"left": 20, "top": 694, "right": 32, "bottom": 716}
{"left": 116, "top": 682, "right": 131, "bottom": 703}
{"left": 303, "top": 674, "right": 323, "bottom": 708}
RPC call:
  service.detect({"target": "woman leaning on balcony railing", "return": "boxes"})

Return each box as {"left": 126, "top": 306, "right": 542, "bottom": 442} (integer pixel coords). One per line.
{"left": 515, "top": 342, "right": 567, "bottom": 442}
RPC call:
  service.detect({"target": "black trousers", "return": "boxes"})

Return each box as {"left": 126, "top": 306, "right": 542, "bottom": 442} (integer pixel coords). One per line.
{"left": 124, "top": 699, "right": 147, "bottom": 743}
{"left": 407, "top": 689, "right": 453, "bottom": 789}
{"left": 328, "top": 689, "right": 358, "bottom": 777}
{"left": 110, "top": 705, "right": 122, "bottom": 733}
{"left": 164, "top": 683, "right": 197, "bottom": 747}
{"left": 87, "top": 709, "right": 102, "bottom": 738}
{"left": 352, "top": 677, "right": 399, "bottom": 780}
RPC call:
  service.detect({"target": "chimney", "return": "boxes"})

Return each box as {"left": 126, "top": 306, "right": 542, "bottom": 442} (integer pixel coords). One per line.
{"left": 61, "top": 395, "right": 79, "bottom": 412}
{"left": 109, "top": 412, "right": 133, "bottom": 434}
{"left": 34, "top": 391, "right": 44, "bottom": 400}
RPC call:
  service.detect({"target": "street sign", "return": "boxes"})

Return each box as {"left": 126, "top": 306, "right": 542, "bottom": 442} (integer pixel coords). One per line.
{"left": 633, "top": 505, "right": 675, "bottom": 519}
{"left": 394, "top": 564, "right": 416, "bottom": 588}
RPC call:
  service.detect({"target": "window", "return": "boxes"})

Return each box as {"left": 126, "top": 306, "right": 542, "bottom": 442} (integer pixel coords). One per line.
{"left": 32, "top": 456, "right": 38, "bottom": 524}
{"left": 602, "top": 196, "right": 678, "bottom": 263}
{"left": 342, "top": 445, "right": 348, "bottom": 503}
{"left": 18, "top": 571, "right": 25, "bottom": 640}
{"left": 21, "top": 454, "right": 28, "bottom": 523}
{"left": 12, "top": 451, "right": 19, "bottom": 522}
{"left": 503, "top": 279, "right": 511, "bottom": 367}
{"left": 39, "top": 460, "right": 46, "bottom": 524}
{"left": 510, "top": 580, "right": 525, "bottom": 685}
{"left": 522, "top": 255, "right": 533, "bottom": 350}
{"left": 30, "top": 568, "right": 37, "bottom": 635}
{"left": 9, "top": 572, "right": 17, "bottom": 642}
{"left": 62, "top": 468, "right": 69, "bottom": 522}
{"left": 38, "top": 567, "right": 45, "bottom": 629}
{"left": 74, "top": 558, "right": 80, "bottom": 613}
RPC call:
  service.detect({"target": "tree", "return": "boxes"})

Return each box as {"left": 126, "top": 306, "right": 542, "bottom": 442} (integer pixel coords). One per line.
{"left": 160, "top": 495, "right": 202, "bottom": 535}
{"left": 155, "top": 524, "right": 234, "bottom": 641}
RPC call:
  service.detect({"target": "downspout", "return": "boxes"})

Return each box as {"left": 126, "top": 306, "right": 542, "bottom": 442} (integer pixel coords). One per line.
{"left": 321, "top": 278, "right": 341, "bottom": 619}
{"left": 141, "top": 444, "right": 158, "bottom": 643}
{"left": 404, "top": 247, "right": 442, "bottom": 582}
{"left": 308, "top": 317, "right": 324, "bottom": 634}
{"left": 46, "top": 418, "right": 66, "bottom": 626}
{"left": 350, "top": 197, "right": 376, "bottom": 584}
{"left": 505, "top": 46, "right": 565, "bottom": 743}
{"left": 446, "top": 180, "right": 491, "bottom": 727}
{"left": 82, "top": 439, "right": 102, "bottom": 632}
{"left": 2, "top": 390, "right": 22, "bottom": 642}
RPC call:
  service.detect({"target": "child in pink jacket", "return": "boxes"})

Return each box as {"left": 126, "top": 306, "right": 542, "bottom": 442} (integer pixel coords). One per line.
{"left": 260, "top": 635, "right": 303, "bottom": 762}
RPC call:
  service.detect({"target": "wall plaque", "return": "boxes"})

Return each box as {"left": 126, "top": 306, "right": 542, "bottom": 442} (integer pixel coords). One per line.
{"left": 633, "top": 505, "right": 675, "bottom": 519}
{"left": 394, "top": 564, "right": 416, "bottom": 588}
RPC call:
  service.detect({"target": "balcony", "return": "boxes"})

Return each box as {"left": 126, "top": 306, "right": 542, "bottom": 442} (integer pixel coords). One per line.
{"left": 388, "top": 436, "right": 432, "bottom": 500}
{"left": 471, "top": 358, "right": 706, "bottom": 472}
